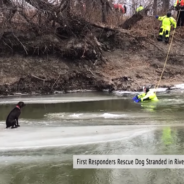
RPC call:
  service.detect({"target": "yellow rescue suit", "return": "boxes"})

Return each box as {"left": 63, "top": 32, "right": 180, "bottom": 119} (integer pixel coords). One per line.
{"left": 158, "top": 16, "right": 176, "bottom": 41}
{"left": 139, "top": 90, "right": 158, "bottom": 102}
{"left": 136, "top": 6, "right": 144, "bottom": 12}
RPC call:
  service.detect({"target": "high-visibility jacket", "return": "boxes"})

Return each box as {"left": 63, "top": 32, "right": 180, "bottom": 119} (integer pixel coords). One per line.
{"left": 136, "top": 6, "right": 144, "bottom": 12}
{"left": 174, "top": 0, "right": 184, "bottom": 7}
{"left": 158, "top": 16, "right": 177, "bottom": 30}
{"left": 137, "top": 92, "right": 146, "bottom": 99}
{"left": 140, "top": 90, "right": 158, "bottom": 102}
{"left": 114, "top": 4, "right": 126, "bottom": 14}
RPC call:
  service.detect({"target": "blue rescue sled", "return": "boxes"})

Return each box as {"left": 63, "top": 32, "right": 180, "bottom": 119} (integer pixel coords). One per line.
{"left": 132, "top": 96, "right": 141, "bottom": 103}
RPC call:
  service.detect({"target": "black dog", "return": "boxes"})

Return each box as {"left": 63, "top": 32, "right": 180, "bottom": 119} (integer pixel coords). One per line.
{"left": 6, "top": 101, "right": 26, "bottom": 129}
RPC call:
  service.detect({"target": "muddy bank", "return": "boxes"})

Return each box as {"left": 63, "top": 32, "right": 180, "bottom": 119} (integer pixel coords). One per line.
{"left": 1, "top": 17, "right": 184, "bottom": 96}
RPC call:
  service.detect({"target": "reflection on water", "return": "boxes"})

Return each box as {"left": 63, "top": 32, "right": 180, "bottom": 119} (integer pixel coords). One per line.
{"left": 1, "top": 127, "right": 184, "bottom": 184}
{"left": 0, "top": 92, "right": 184, "bottom": 184}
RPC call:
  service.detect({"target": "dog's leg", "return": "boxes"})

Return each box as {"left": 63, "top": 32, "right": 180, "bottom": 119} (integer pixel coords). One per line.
{"left": 11, "top": 123, "right": 16, "bottom": 129}
{"left": 6, "top": 121, "right": 10, "bottom": 128}
{"left": 6, "top": 121, "right": 13, "bottom": 129}
{"left": 15, "top": 119, "right": 20, "bottom": 127}
{"left": 11, "top": 120, "right": 17, "bottom": 129}
{"left": 6, "top": 123, "right": 9, "bottom": 128}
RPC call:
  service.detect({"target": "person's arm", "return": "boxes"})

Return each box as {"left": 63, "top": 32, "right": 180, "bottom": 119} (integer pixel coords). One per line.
{"left": 158, "top": 16, "right": 165, "bottom": 21}
{"left": 141, "top": 91, "right": 158, "bottom": 102}
{"left": 141, "top": 93, "right": 151, "bottom": 101}
{"left": 171, "top": 18, "right": 177, "bottom": 28}
{"left": 174, "top": 0, "right": 178, "bottom": 7}
{"left": 137, "top": 93, "right": 146, "bottom": 99}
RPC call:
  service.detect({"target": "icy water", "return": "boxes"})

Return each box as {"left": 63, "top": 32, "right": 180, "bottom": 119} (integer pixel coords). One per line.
{"left": 1, "top": 90, "right": 184, "bottom": 184}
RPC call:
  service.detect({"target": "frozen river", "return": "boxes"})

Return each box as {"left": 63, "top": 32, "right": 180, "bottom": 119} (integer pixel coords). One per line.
{"left": 1, "top": 90, "right": 184, "bottom": 184}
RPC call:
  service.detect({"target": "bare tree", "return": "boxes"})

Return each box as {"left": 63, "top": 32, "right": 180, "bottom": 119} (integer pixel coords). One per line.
{"left": 153, "top": 0, "right": 157, "bottom": 15}
{"left": 162, "top": 0, "right": 170, "bottom": 13}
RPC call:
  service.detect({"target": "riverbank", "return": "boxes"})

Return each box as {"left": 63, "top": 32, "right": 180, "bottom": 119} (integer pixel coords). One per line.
{"left": 1, "top": 17, "right": 184, "bottom": 96}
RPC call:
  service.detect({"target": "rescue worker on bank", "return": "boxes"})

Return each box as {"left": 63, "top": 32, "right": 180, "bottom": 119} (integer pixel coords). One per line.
{"left": 174, "top": 0, "right": 184, "bottom": 26}
{"left": 174, "top": 0, "right": 184, "bottom": 9}
{"left": 133, "top": 86, "right": 158, "bottom": 103}
{"left": 113, "top": 4, "right": 127, "bottom": 14}
{"left": 136, "top": 5, "right": 144, "bottom": 13}
{"left": 156, "top": 12, "right": 177, "bottom": 44}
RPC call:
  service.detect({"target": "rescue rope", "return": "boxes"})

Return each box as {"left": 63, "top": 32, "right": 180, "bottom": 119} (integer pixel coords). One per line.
{"left": 154, "top": 10, "right": 181, "bottom": 91}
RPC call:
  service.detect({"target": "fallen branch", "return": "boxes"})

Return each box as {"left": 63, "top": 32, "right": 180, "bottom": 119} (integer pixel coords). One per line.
{"left": 31, "top": 74, "right": 46, "bottom": 81}
{"left": 13, "top": 33, "right": 28, "bottom": 55}
{"left": 51, "top": 74, "right": 61, "bottom": 89}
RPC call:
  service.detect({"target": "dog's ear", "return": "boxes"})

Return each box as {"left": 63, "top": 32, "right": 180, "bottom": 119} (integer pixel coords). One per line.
{"left": 17, "top": 101, "right": 26, "bottom": 108}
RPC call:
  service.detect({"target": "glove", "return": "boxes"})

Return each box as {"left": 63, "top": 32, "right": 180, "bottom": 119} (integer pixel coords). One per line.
{"left": 135, "top": 98, "right": 141, "bottom": 103}
{"left": 155, "top": 15, "right": 159, "bottom": 19}
{"left": 132, "top": 96, "right": 138, "bottom": 101}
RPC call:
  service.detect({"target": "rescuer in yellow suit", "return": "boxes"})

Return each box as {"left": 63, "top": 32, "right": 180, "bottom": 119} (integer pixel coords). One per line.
{"left": 132, "top": 87, "right": 158, "bottom": 112}
{"left": 156, "top": 12, "right": 177, "bottom": 43}
{"left": 174, "top": 0, "right": 184, "bottom": 9}
{"left": 174, "top": 0, "right": 184, "bottom": 26}
{"left": 136, "top": 86, "right": 158, "bottom": 102}
{"left": 136, "top": 5, "right": 144, "bottom": 13}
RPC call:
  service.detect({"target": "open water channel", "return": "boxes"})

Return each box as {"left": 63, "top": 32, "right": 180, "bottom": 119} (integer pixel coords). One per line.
{"left": 0, "top": 88, "right": 184, "bottom": 184}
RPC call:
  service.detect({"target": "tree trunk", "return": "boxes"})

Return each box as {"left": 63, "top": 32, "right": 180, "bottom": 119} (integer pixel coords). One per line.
{"left": 121, "top": 8, "right": 150, "bottom": 29}
{"left": 100, "top": 0, "right": 107, "bottom": 23}
{"left": 153, "top": 0, "right": 157, "bottom": 15}
{"left": 162, "top": 0, "right": 170, "bottom": 13}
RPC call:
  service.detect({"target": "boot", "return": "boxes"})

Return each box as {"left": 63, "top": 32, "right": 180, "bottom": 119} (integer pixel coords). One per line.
{"left": 165, "top": 37, "right": 169, "bottom": 44}
{"left": 157, "top": 35, "right": 163, "bottom": 41}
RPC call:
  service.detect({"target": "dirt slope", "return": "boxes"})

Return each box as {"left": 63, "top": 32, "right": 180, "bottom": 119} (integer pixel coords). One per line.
{"left": 0, "top": 16, "right": 184, "bottom": 96}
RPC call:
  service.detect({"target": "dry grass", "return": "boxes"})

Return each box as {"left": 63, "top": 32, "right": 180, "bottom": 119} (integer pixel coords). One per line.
{"left": 130, "top": 16, "right": 159, "bottom": 37}
{"left": 129, "top": 15, "right": 184, "bottom": 41}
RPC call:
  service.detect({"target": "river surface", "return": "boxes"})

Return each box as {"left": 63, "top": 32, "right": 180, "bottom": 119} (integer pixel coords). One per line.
{"left": 1, "top": 90, "right": 184, "bottom": 184}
